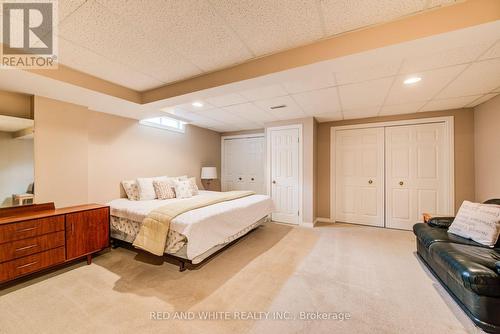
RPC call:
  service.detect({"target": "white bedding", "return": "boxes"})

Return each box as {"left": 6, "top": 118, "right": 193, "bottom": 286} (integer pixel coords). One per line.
{"left": 108, "top": 191, "right": 274, "bottom": 259}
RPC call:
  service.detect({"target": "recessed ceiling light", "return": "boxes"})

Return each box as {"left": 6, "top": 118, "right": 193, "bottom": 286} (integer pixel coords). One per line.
{"left": 404, "top": 77, "right": 422, "bottom": 85}
{"left": 192, "top": 101, "right": 204, "bottom": 107}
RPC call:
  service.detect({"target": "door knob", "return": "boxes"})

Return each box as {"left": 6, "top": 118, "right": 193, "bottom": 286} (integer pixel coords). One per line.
{"left": 368, "top": 180, "right": 373, "bottom": 184}
{"left": 399, "top": 181, "right": 404, "bottom": 186}
{"left": 272, "top": 180, "right": 276, "bottom": 184}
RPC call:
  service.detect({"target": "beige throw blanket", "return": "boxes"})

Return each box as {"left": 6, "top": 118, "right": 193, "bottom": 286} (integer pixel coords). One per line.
{"left": 133, "top": 190, "right": 255, "bottom": 256}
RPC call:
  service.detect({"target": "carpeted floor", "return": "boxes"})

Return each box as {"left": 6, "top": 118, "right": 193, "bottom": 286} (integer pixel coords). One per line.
{"left": 0, "top": 222, "right": 483, "bottom": 333}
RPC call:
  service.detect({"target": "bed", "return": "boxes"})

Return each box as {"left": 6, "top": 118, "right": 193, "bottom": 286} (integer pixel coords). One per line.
{"left": 108, "top": 190, "right": 274, "bottom": 271}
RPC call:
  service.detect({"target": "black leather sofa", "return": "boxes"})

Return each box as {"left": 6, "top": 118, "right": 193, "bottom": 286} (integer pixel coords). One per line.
{"left": 413, "top": 199, "right": 500, "bottom": 333}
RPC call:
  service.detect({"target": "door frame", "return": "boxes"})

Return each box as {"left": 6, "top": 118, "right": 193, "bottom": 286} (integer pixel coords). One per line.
{"left": 221, "top": 133, "right": 265, "bottom": 192}
{"left": 266, "top": 124, "right": 303, "bottom": 225}
{"left": 330, "top": 116, "right": 454, "bottom": 222}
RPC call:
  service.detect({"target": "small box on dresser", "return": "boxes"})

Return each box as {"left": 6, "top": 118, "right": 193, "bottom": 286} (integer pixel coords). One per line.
{"left": 0, "top": 203, "right": 110, "bottom": 285}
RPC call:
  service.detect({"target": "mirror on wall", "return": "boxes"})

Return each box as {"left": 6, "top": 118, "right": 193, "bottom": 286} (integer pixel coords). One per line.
{"left": 0, "top": 91, "right": 34, "bottom": 208}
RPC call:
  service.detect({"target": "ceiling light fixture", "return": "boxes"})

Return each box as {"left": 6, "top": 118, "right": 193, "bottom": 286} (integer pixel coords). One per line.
{"left": 404, "top": 77, "right": 422, "bottom": 85}
{"left": 192, "top": 101, "right": 204, "bottom": 107}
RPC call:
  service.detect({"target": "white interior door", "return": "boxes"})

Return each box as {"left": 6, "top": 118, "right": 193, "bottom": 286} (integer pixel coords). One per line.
{"left": 222, "top": 137, "right": 265, "bottom": 193}
{"left": 335, "top": 127, "right": 384, "bottom": 227}
{"left": 385, "top": 123, "right": 451, "bottom": 230}
{"left": 270, "top": 128, "right": 300, "bottom": 225}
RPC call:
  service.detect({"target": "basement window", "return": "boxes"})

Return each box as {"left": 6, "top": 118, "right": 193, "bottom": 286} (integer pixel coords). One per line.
{"left": 139, "top": 117, "right": 186, "bottom": 133}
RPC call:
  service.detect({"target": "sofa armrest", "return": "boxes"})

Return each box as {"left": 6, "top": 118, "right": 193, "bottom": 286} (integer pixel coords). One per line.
{"left": 428, "top": 217, "right": 455, "bottom": 228}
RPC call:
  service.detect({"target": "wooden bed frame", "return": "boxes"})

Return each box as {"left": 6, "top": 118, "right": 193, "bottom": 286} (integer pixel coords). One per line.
{"left": 110, "top": 224, "right": 262, "bottom": 272}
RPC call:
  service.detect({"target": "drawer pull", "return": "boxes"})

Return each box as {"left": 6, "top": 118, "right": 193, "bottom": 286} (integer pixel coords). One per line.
{"left": 17, "top": 261, "right": 38, "bottom": 269}
{"left": 16, "top": 227, "right": 36, "bottom": 233}
{"left": 15, "top": 244, "right": 38, "bottom": 252}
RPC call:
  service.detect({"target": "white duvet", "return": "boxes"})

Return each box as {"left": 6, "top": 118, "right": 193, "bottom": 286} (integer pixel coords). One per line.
{"left": 108, "top": 191, "right": 274, "bottom": 259}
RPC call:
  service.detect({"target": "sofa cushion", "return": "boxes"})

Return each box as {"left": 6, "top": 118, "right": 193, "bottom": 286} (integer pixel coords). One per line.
{"left": 413, "top": 223, "right": 487, "bottom": 249}
{"left": 429, "top": 242, "right": 500, "bottom": 297}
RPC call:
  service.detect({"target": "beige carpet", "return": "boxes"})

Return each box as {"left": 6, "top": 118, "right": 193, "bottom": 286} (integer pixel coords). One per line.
{"left": 0, "top": 223, "right": 483, "bottom": 334}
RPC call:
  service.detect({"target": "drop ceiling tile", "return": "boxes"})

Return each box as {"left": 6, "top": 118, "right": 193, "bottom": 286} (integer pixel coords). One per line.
{"left": 98, "top": 0, "right": 252, "bottom": 73}
{"left": 467, "top": 93, "right": 499, "bottom": 107}
{"left": 400, "top": 42, "right": 492, "bottom": 73}
{"left": 199, "top": 108, "right": 250, "bottom": 125}
{"left": 420, "top": 95, "right": 481, "bottom": 112}
{"left": 281, "top": 69, "right": 336, "bottom": 94}
{"left": 335, "top": 61, "right": 400, "bottom": 85}
{"left": 222, "top": 103, "right": 278, "bottom": 123}
{"left": 239, "top": 84, "right": 288, "bottom": 101}
{"left": 253, "top": 96, "right": 306, "bottom": 120}
{"left": 164, "top": 108, "right": 218, "bottom": 125}
{"left": 379, "top": 102, "right": 426, "bottom": 116}
{"left": 59, "top": 1, "right": 144, "bottom": 59}
{"left": 479, "top": 40, "right": 500, "bottom": 60}
{"left": 176, "top": 101, "right": 215, "bottom": 113}
{"left": 339, "top": 77, "right": 393, "bottom": 110}
{"left": 58, "top": 38, "right": 164, "bottom": 90}
{"left": 292, "top": 87, "right": 342, "bottom": 116}
{"left": 58, "top": 0, "right": 87, "bottom": 23}
{"left": 385, "top": 64, "right": 466, "bottom": 105}
{"left": 437, "top": 58, "right": 500, "bottom": 98}
{"left": 342, "top": 107, "right": 381, "bottom": 120}
{"left": 206, "top": 93, "right": 248, "bottom": 107}
{"left": 426, "top": 0, "right": 459, "bottom": 8}
{"left": 320, "top": 0, "right": 427, "bottom": 36}
{"left": 208, "top": 0, "right": 324, "bottom": 56}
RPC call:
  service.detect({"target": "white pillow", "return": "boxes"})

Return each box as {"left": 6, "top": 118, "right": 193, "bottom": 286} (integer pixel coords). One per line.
{"left": 174, "top": 179, "right": 193, "bottom": 199}
{"left": 448, "top": 201, "right": 500, "bottom": 247}
{"left": 137, "top": 176, "right": 168, "bottom": 200}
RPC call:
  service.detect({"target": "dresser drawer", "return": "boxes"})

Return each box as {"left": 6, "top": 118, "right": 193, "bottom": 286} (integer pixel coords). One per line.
{"left": 0, "top": 247, "right": 65, "bottom": 283}
{"left": 0, "top": 216, "right": 65, "bottom": 244}
{"left": 0, "top": 231, "right": 65, "bottom": 263}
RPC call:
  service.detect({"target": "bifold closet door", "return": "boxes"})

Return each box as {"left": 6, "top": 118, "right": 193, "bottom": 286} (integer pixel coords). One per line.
{"left": 222, "top": 137, "right": 265, "bottom": 194}
{"left": 335, "top": 127, "right": 384, "bottom": 227}
{"left": 385, "top": 123, "right": 451, "bottom": 230}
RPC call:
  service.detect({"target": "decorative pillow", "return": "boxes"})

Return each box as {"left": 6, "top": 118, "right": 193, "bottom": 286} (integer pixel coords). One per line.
{"left": 188, "top": 177, "right": 199, "bottom": 196}
{"left": 174, "top": 180, "right": 193, "bottom": 199}
{"left": 153, "top": 180, "right": 176, "bottom": 200}
{"left": 122, "top": 180, "right": 139, "bottom": 200}
{"left": 136, "top": 176, "right": 168, "bottom": 200}
{"left": 448, "top": 201, "right": 500, "bottom": 247}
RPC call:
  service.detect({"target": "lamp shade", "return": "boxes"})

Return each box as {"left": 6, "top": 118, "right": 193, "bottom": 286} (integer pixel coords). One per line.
{"left": 201, "top": 167, "right": 218, "bottom": 180}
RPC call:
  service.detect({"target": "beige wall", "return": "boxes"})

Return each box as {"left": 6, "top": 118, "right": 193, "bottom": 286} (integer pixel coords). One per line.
{"left": 34, "top": 96, "right": 221, "bottom": 208}
{"left": 0, "top": 131, "right": 34, "bottom": 207}
{"left": 317, "top": 109, "right": 475, "bottom": 218}
{"left": 0, "top": 91, "right": 33, "bottom": 119}
{"left": 474, "top": 95, "right": 500, "bottom": 202}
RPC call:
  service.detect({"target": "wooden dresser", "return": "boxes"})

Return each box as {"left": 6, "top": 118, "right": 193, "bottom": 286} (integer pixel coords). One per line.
{"left": 0, "top": 203, "right": 109, "bottom": 284}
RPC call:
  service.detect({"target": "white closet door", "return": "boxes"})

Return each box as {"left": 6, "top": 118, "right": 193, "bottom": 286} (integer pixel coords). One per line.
{"left": 222, "top": 137, "right": 265, "bottom": 193}
{"left": 335, "top": 127, "right": 384, "bottom": 227}
{"left": 385, "top": 123, "right": 451, "bottom": 230}
{"left": 270, "top": 128, "right": 300, "bottom": 225}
